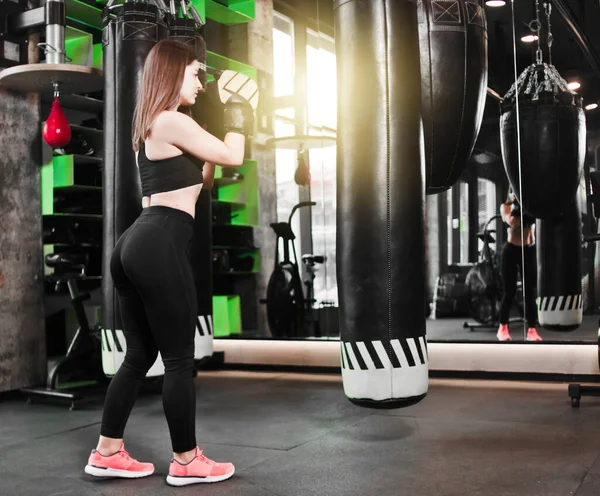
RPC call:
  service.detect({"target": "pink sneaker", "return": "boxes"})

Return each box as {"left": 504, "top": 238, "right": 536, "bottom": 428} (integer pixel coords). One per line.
{"left": 527, "top": 328, "right": 543, "bottom": 341}
{"left": 166, "top": 447, "right": 235, "bottom": 486}
{"left": 84, "top": 444, "right": 154, "bottom": 479}
{"left": 497, "top": 325, "right": 512, "bottom": 342}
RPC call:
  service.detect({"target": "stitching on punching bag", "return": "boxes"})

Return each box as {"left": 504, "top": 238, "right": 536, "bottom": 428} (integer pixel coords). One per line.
{"left": 443, "top": 0, "right": 468, "bottom": 186}
{"left": 426, "top": 1, "right": 435, "bottom": 186}
{"left": 383, "top": 0, "right": 393, "bottom": 372}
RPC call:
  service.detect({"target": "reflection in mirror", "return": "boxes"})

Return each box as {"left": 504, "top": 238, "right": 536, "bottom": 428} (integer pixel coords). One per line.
{"left": 425, "top": 0, "right": 599, "bottom": 344}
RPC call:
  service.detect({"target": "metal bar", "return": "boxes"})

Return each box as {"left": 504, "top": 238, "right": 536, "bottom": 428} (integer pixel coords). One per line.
{"left": 552, "top": 0, "right": 600, "bottom": 78}
{"left": 7, "top": 6, "right": 45, "bottom": 35}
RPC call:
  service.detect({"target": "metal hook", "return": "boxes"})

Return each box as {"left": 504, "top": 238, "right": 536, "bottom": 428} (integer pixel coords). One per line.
{"left": 53, "top": 83, "right": 59, "bottom": 99}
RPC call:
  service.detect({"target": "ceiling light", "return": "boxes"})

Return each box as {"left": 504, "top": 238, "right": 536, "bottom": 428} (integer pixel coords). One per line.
{"left": 521, "top": 34, "right": 539, "bottom": 43}
{"left": 585, "top": 103, "right": 598, "bottom": 111}
{"left": 486, "top": 0, "right": 506, "bottom": 6}
{"left": 567, "top": 81, "right": 581, "bottom": 90}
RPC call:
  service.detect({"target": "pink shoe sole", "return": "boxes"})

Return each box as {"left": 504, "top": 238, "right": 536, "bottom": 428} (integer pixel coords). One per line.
{"left": 166, "top": 466, "right": 235, "bottom": 486}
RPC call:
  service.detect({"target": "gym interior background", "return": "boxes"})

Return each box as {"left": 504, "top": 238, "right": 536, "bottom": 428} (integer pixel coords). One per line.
{"left": 2, "top": 0, "right": 600, "bottom": 391}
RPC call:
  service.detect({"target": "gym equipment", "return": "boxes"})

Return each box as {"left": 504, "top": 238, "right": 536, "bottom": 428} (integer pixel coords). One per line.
{"left": 418, "top": 0, "right": 488, "bottom": 195}
{"left": 536, "top": 198, "right": 583, "bottom": 330}
{"left": 22, "top": 253, "right": 105, "bottom": 409}
{"left": 101, "top": 0, "right": 169, "bottom": 376}
{"left": 264, "top": 201, "right": 323, "bottom": 338}
{"left": 335, "top": 0, "right": 428, "bottom": 408}
{"left": 500, "top": 1, "right": 586, "bottom": 219}
{"left": 42, "top": 95, "right": 71, "bottom": 148}
{"left": 0, "top": 0, "right": 103, "bottom": 94}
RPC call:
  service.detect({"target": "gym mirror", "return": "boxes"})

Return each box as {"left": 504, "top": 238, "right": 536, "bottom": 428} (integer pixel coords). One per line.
{"left": 219, "top": 0, "right": 600, "bottom": 347}
{"left": 427, "top": 0, "right": 600, "bottom": 345}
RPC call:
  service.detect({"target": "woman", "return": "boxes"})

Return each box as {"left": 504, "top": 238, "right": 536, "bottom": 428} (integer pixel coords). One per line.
{"left": 84, "top": 40, "right": 253, "bottom": 486}
{"left": 497, "top": 190, "right": 543, "bottom": 342}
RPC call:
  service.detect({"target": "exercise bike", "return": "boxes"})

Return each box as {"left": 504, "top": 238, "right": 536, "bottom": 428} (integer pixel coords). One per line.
{"left": 463, "top": 214, "right": 524, "bottom": 330}
{"left": 264, "top": 201, "right": 325, "bottom": 338}
{"left": 22, "top": 252, "right": 106, "bottom": 409}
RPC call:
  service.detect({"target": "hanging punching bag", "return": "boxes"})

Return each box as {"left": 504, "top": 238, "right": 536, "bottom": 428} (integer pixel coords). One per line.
{"left": 335, "top": 0, "right": 428, "bottom": 408}
{"left": 102, "top": 1, "right": 169, "bottom": 376}
{"left": 418, "top": 0, "right": 488, "bottom": 195}
{"left": 169, "top": 14, "right": 214, "bottom": 361}
{"left": 536, "top": 198, "right": 583, "bottom": 330}
{"left": 500, "top": 64, "right": 586, "bottom": 219}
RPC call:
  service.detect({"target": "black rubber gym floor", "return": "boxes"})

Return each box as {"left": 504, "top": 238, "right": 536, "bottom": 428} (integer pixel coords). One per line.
{"left": 427, "top": 314, "right": 600, "bottom": 343}
{"left": 2, "top": 371, "right": 600, "bottom": 495}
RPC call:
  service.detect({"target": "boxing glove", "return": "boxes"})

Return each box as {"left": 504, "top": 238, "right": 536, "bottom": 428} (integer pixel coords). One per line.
{"left": 223, "top": 93, "right": 254, "bottom": 137}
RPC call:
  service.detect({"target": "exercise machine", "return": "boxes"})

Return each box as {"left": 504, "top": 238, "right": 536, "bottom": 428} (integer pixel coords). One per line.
{"left": 22, "top": 252, "right": 106, "bottom": 409}
{"left": 263, "top": 201, "right": 325, "bottom": 338}
{"left": 463, "top": 214, "right": 524, "bottom": 330}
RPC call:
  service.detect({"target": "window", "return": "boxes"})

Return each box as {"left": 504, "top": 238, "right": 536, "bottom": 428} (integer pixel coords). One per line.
{"left": 273, "top": 12, "right": 295, "bottom": 98}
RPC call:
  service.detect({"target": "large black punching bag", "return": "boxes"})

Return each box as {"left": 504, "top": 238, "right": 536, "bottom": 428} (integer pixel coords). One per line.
{"left": 335, "top": 0, "right": 428, "bottom": 408}
{"left": 536, "top": 199, "right": 583, "bottom": 330}
{"left": 102, "top": 1, "right": 168, "bottom": 375}
{"left": 168, "top": 15, "right": 214, "bottom": 360}
{"left": 418, "top": 0, "right": 488, "bottom": 195}
{"left": 500, "top": 65, "right": 586, "bottom": 219}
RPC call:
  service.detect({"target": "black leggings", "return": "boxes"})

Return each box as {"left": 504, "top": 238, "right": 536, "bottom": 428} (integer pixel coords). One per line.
{"left": 100, "top": 206, "right": 197, "bottom": 453}
{"left": 498, "top": 243, "right": 537, "bottom": 327}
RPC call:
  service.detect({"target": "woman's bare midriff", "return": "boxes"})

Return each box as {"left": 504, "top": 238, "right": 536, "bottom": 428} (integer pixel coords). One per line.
{"left": 143, "top": 183, "right": 202, "bottom": 219}
{"left": 507, "top": 225, "right": 535, "bottom": 247}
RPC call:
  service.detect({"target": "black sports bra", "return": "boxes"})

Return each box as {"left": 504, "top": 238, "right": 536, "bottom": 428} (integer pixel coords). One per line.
{"left": 138, "top": 145, "right": 204, "bottom": 197}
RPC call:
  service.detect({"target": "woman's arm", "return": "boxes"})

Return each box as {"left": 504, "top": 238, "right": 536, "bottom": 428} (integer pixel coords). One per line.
{"left": 500, "top": 202, "right": 520, "bottom": 227}
{"left": 154, "top": 111, "right": 245, "bottom": 167}
{"left": 203, "top": 162, "right": 216, "bottom": 188}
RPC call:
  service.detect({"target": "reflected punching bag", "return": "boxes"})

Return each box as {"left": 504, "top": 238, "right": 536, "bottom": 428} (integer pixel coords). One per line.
{"left": 102, "top": 1, "right": 168, "bottom": 376}
{"left": 500, "top": 64, "right": 586, "bottom": 219}
{"left": 418, "top": 0, "right": 488, "bottom": 195}
{"left": 536, "top": 199, "right": 583, "bottom": 330}
{"left": 169, "top": 14, "right": 214, "bottom": 360}
{"left": 335, "top": 0, "right": 428, "bottom": 408}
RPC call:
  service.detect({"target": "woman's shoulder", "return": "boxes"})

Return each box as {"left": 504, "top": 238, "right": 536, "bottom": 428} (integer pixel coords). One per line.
{"left": 151, "top": 111, "right": 195, "bottom": 140}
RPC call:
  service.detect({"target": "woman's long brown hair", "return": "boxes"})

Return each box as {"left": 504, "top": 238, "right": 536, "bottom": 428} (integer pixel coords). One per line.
{"left": 132, "top": 40, "right": 198, "bottom": 152}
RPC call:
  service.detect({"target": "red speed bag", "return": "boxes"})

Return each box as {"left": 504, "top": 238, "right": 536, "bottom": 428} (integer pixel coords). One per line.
{"left": 43, "top": 97, "right": 71, "bottom": 148}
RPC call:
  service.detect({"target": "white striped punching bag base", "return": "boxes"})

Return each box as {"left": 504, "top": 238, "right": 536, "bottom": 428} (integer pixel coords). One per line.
{"left": 340, "top": 336, "right": 429, "bottom": 409}
{"left": 537, "top": 294, "right": 583, "bottom": 331}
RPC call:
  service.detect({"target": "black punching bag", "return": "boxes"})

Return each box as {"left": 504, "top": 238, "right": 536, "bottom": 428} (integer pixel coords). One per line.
{"left": 102, "top": 1, "right": 168, "bottom": 375}
{"left": 500, "top": 65, "right": 586, "bottom": 219}
{"left": 169, "top": 16, "right": 214, "bottom": 359}
{"left": 536, "top": 199, "right": 583, "bottom": 330}
{"left": 418, "top": 0, "right": 488, "bottom": 195}
{"left": 335, "top": 0, "right": 428, "bottom": 408}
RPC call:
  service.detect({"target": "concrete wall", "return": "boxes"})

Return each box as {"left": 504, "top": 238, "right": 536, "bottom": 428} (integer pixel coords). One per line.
{"left": 0, "top": 22, "right": 46, "bottom": 392}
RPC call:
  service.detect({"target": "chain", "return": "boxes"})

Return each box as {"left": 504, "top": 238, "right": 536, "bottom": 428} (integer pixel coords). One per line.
{"left": 544, "top": 2, "right": 553, "bottom": 65}
{"left": 534, "top": 0, "right": 543, "bottom": 64}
